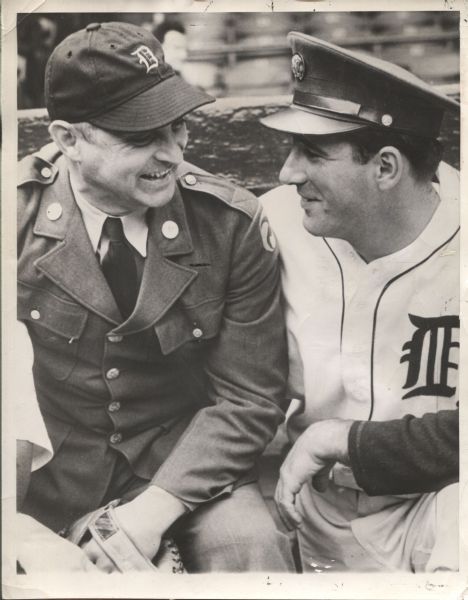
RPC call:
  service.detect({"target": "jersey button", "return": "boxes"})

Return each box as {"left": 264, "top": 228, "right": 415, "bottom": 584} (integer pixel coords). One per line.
{"left": 108, "top": 334, "right": 123, "bottom": 343}
{"left": 106, "top": 368, "right": 120, "bottom": 380}
{"left": 108, "top": 401, "right": 121, "bottom": 413}
{"left": 192, "top": 327, "right": 203, "bottom": 339}
{"left": 109, "top": 432, "right": 122, "bottom": 444}
{"left": 40, "top": 166, "right": 52, "bottom": 178}
{"left": 30, "top": 309, "right": 41, "bottom": 320}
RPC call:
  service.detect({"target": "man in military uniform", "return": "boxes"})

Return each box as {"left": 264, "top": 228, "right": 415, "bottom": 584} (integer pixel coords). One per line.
{"left": 260, "top": 33, "right": 459, "bottom": 572}
{"left": 18, "top": 21, "right": 294, "bottom": 573}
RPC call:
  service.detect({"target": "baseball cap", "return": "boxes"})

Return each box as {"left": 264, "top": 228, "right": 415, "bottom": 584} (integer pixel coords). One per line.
{"left": 261, "top": 32, "right": 459, "bottom": 138}
{"left": 45, "top": 21, "right": 215, "bottom": 132}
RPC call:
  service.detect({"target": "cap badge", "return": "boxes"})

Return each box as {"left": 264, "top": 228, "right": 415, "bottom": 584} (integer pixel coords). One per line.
{"left": 291, "top": 53, "right": 305, "bottom": 81}
{"left": 131, "top": 45, "right": 159, "bottom": 74}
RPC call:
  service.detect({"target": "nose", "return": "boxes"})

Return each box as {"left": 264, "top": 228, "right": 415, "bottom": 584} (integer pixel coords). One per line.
{"left": 279, "top": 146, "right": 307, "bottom": 186}
{"left": 153, "top": 126, "right": 186, "bottom": 166}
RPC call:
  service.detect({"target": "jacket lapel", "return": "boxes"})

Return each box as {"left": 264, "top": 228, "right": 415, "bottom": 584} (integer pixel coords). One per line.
{"left": 33, "top": 159, "right": 122, "bottom": 324}
{"left": 111, "top": 184, "right": 198, "bottom": 335}
{"left": 33, "top": 162, "right": 198, "bottom": 332}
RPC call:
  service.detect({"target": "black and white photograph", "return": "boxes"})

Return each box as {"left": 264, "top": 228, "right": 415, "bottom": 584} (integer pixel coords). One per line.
{"left": 2, "top": 1, "right": 466, "bottom": 598}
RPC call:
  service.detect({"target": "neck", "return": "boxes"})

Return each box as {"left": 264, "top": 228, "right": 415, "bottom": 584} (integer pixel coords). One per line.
{"left": 69, "top": 163, "right": 131, "bottom": 217}
{"left": 352, "top": 180, "right": 440, "bottom": 263}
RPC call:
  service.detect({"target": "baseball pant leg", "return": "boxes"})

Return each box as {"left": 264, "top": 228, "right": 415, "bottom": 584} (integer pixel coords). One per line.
{"left": 296, "top": 482, "right": 383, "bottom": 572}
{"left": 417, "top": 483, "right": 458, "bottom": 572}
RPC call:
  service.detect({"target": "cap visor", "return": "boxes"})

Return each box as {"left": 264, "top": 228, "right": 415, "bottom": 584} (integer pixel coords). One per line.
{"left": 260, "top": 106, "right": 367, "bottom": 136}
{"left": 89, "top": 74, "right": 215, "bottom": 132}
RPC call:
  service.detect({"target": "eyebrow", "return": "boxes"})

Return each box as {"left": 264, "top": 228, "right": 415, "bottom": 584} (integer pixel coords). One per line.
{"left": 117, "top": 130, "right": 158, "bottom": 142}
{"left": 293, "top": 135, "right": 332, "bottom": 158}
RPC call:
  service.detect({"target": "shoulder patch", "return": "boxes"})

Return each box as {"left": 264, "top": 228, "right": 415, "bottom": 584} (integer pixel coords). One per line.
{"left": 177, "top": 161, "right": 258, "bottom": 220}
{"left": 18, "top": 142, "right": 61, "bottom": 188}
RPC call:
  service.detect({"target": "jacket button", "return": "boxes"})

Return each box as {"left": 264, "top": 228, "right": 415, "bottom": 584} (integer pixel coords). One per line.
{"left": 381, "top": 113, "right": 393, "bottom": 127}
{"left": 161, "top": 220, "right": 179, "bottom": 240}
{"left": 192, "top": 327, "right": 203, "bottom": 339}
{"left": 109, "top": 432, "right": 122, "bottom": 444}
{"left": 108, "top": 334, "right": 123, "bottom": 343}
{"left": 30, "top": 309, "right": 41, "bottom": 320}
{"left": 46, "top": 202, "right": 62, "bottom": 221}
{"left": 106, "top": 368, "right": 120, "bottom": 380}
{"left": 108, "top": 401, "right": 121, "bottom": 413}
{"left": 184, "top": 174, "right": 197, "bottom": 186}
{"left": 41, "top": 167, "right": 52, "bottom": 178}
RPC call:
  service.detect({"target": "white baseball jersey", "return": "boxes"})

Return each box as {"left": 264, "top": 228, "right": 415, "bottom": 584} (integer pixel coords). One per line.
{"left": 261, "top": 161, "right": 459, "bottom": 442}
{"left": 261, "top": 162, "right": 459, "bottom": 571}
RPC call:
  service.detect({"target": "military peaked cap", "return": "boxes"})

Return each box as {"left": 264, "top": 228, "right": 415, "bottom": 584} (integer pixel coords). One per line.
{"left": 261, "top": 32, "right": 459, "bottom": 138}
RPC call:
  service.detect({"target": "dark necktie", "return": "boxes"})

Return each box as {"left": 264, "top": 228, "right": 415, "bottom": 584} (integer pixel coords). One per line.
{"left": 101, "top": 217, "right": 139, "bottom": 320}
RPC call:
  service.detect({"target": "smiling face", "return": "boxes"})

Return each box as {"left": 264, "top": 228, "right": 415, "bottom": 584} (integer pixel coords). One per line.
{"left": 74, "top": 119, "right": 188, "bottom": 215}
{"left": 279, "top": 135, "right": 375, "bottom": 244}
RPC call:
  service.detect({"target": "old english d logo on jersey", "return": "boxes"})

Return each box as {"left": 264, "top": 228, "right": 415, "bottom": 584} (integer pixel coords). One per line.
{"left": 131, "top": 46, "right": 159, "bottom": 73}
{"left": 400, "top": 314, "right": 459, "bottom": 399}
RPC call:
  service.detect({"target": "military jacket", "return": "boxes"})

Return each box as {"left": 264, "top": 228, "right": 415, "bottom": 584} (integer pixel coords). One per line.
{"left": 18, "top": 144, "right": 287, "bottom": 530}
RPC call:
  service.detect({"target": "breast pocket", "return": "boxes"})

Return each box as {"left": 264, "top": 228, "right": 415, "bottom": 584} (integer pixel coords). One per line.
{"left": 154, "top": 296, "right": 224, "bottom": 356}
{"left": 18, "top": 284, "right": 88, "bottom": 381}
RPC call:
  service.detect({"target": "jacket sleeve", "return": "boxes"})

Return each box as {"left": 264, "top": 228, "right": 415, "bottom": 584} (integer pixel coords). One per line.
{"left": 151, "top": 200, "right": 288, "bottom": 505}
{"left": 348, "top": 409, "right": 459, "bottom": 496}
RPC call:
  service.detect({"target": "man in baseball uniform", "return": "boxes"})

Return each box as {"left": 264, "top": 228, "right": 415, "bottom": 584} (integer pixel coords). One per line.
{"left": 260, "top": 33, "right": 459, "bottom": 572}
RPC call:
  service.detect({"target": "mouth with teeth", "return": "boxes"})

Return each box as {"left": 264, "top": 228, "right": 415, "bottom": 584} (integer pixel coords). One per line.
{"left": 140, "top": 166, "right": 174, "bottom": 181}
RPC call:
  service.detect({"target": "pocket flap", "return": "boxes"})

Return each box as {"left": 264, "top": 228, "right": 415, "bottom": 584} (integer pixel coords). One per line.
{"left": 18, "top": 283, "right": 88, "bottom": 340}
{"left": 155, "top": 297, "right": 224, "bottom": 355}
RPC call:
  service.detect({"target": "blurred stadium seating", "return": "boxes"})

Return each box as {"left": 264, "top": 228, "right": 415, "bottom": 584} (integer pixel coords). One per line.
{"left": 17, "top": 11, "right": 459, "bottom": 108}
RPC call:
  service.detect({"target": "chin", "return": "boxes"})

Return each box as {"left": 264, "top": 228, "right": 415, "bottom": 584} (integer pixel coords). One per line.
{"left": 302, "top": 216, "right": 327, "bottom": 238}
{"left": 143, "top": 185, "right": 177, "bottom": 209}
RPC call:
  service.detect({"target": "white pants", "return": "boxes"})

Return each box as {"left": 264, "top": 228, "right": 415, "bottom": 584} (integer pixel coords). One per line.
{"left": 297, "top": 481, "right": 458, "bottom": 572}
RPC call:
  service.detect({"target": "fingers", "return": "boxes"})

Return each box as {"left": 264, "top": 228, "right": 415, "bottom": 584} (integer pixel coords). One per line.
{"left": 275, "top": 474, "right": 302, "bottom": 530}
{"left": 81, "top": 557, "right": 100, "bottom": 572}
{"left": 82, "top": 538, "right": 116, "bottom": 573}
{"left": 275, "top": 429, "right": 335, "bottom": 530}
{"left": 95, "top": 554, "right": 116, "bottom": 573}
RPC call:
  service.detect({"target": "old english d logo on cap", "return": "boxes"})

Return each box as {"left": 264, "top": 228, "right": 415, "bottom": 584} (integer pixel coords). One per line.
{"left": 45, "top": 21, "right": 214, "bottom": 131}
{"left": 131, "top": 45, "right": 159, "bottom": 74}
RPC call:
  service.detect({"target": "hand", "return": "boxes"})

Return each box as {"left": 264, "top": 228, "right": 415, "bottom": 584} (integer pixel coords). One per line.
{"left": 82, "top": 486, "right": 186, "bottom": 573}
{"left": 17, "top": 514, "right": 98, "bottom": 573}
{"left": 275, "top": 419, "right": 353, "bottom": 530}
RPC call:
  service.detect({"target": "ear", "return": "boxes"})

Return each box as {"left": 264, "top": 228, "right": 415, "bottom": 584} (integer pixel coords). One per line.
{"left": 48, "top": 120, "right": 82, "bottom": 162}
{"left": 373, "top": 146, "right": 404, "bottom": 191}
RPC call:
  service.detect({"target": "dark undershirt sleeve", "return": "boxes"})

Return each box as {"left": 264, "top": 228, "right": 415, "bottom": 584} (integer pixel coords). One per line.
{"left": 348, "top": 409, "right": 459, "bottom": 496}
